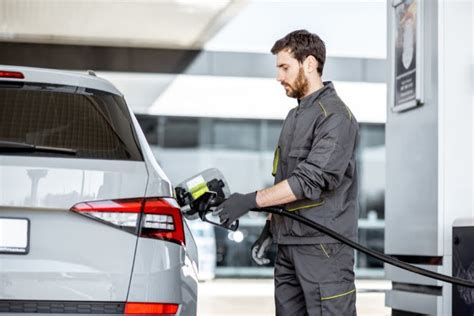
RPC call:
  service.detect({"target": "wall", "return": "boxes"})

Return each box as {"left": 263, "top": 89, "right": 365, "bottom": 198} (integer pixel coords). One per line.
{"left": 385, "top": 0, "right": 474, "bottom": 314}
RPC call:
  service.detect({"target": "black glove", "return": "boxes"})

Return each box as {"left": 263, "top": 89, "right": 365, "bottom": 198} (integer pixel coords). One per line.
{"left": 251, "top": 220, "right": 272, "bottom": 265}
{"left": 213, "top": 192, "right": 257, "bottom": 227}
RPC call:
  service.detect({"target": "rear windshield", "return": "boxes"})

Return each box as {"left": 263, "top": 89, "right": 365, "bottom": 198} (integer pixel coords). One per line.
{"left": 0, "top": 81, "right": 142, "bottom": 160}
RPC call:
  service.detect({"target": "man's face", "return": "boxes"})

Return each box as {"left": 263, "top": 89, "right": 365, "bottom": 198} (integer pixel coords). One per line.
{"left": 276, "top": 50, "right": 309, "bottom": 99}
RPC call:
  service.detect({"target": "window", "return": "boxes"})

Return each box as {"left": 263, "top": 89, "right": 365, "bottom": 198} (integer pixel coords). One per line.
{"left": 359, "top": 123, "right": 385, "bottom": 148}
{"left": 212, "top": 119, "right": 259, "bottom": 150}
{"left": 136, "top": 114, "right": 159, "bottom": 145}
{"left": 0, "top": 82, "right": 142, "bottom": 160}
{"left": 162, "top": 117, "right": 199, "bottom": 148}
{"left": 264, "top": 120, "right": 283, "bottom": 151}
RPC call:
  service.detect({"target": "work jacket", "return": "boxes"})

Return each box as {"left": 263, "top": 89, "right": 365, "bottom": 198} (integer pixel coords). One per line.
{"left": 271, "top": 81, "right": 359, "bottom": 245}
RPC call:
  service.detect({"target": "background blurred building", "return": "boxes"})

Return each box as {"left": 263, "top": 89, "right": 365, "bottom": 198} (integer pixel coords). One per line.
{"left": 0, "top": 0, "right": 388, "bottom": 278}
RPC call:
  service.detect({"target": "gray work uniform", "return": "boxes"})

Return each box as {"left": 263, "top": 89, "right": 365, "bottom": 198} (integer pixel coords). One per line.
{"left": 271, "top": 82, "right": 359, "bottom": 315}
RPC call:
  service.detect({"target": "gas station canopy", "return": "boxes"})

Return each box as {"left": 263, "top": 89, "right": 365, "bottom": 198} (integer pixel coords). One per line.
{"left": 0, "top": 0, "right": 246, "bottom": 49}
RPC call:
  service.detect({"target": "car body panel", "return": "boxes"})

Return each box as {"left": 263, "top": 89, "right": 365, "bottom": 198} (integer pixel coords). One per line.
{"left": 0, "top": 156, "right": 149, "bottom": 209}
{"left": 127, "top": 239, "right": 198, "bottom": 315}
{"left": 0, "top": 65, "right": 198, "bottom": 314}
{"left": 0, "top": 65, "right": 122, "bottom": 96}
{"left": 129, "top": 110, "right": 173, "bottom": 198}
{"left": 0, "top": 157, "right": 148, "bottom": 301}
{"left": 0, "top": 208, "right": 138, "bottom": 301}
{"left": 187, "top": 221, "right": 216, "bottom": 281}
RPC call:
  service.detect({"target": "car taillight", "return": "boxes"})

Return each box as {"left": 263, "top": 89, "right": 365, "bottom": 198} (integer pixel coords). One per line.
{"left": 124, "top": 302, "right": 179, "bottom": 315}
{"left": 141, "top": 198, "right": 185, "bottom": 246}
{"left": 0, "top": 71, "right": 24, "bottom": 79}
{"left": 71, "top": 197, "right": 185, "bottom": 246}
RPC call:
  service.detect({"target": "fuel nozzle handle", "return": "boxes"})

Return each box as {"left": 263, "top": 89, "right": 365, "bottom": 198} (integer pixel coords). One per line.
{"left": 207, "top": 194, "right": 240, "bottom": 231}
{"left": 208, "top": 195, "right": 226, "bottom": 207}
{"left": 197, "top": 191, "right": 239, "bottom": 231}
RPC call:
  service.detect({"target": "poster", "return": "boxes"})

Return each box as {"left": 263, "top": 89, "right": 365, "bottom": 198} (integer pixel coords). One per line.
{"left": 392, "top": 0, "right": 421, "bottom": 112}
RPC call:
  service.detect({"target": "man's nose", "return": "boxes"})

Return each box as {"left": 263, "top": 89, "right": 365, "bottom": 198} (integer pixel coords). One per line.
{"left": 276, "top": 73, "right": 284, "bottom": 83}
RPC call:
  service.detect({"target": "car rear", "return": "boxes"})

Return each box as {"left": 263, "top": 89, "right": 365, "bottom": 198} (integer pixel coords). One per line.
{"left": 0, "top": 66, "right": 197, "bottom": 315}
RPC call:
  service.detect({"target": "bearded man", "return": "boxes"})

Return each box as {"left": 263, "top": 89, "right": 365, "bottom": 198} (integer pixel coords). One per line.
{"left": 215, "top": 30, "right": 359, "bottom": 316}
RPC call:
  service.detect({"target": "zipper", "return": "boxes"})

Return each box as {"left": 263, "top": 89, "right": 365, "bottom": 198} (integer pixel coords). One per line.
{"left": 285, "top": 107, "right": 299, "bottom": 157}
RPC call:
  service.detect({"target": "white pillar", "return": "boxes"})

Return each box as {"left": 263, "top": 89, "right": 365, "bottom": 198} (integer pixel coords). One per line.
{"left": 438, "top": 1, "right": 473, "bottom": 314}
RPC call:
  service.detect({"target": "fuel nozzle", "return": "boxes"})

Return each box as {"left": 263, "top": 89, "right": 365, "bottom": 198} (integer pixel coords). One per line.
{"left": 175, "top": 168, "right": 238, "bottom": 231}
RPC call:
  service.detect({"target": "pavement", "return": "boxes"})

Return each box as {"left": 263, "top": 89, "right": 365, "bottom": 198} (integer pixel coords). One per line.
{"left": 197, "top": 278, "right": 391, "bottom": 316}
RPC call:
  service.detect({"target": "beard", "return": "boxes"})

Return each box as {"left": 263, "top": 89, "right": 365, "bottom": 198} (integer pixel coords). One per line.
{"left": 282, "top": 67, "right": 309, "bottom": 99}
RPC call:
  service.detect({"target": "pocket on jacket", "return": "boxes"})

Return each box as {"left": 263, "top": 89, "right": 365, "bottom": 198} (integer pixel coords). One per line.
{"left": 291, "top": 217, "right": 324, "bottom": 237}
{"left": 288, "top": 147, "right": 310, "bottom": 160}
{"left": 288, "top": 147, "right": 310, "bottom": 171}
{"left": 290, "top": 203, "right": 327, "bottom": 237}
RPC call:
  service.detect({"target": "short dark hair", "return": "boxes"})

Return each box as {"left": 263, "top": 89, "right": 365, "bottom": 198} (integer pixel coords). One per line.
{"left": 271, "top": 29, "right": 326, "bottom": 76}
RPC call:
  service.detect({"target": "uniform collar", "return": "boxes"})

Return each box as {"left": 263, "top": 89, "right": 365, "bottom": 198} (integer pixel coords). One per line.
{"left": 297, "top": 81, "right": 334, "bottom": 109}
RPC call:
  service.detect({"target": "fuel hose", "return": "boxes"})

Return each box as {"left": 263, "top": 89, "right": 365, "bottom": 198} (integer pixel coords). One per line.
{"left": 256, "top": 206, "right": 474, "bottom": 289}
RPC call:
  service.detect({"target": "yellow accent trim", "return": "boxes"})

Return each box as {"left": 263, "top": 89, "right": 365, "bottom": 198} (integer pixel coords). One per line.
{"left": 321, "top": 288, "right": 356, "bottom": 301}
{"left": 272, "top": 146, "right": 280, "bottom": 177}
{"left": 318, "top": 101, "right": 328, "bottom": 117}
{"left": 189, "top": 182, "right": 209, "bottom": 200}
{"left": 344, "top": 104, "right": 352, "bottom": 120}
{"left": 287, "top": 200, "right": 324, "bottom": 212}
{"left": 320, "top": 244, "right": 330, "bottom": 258}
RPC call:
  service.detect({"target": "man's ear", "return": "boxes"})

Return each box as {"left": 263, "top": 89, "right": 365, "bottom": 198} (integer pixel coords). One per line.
{"left": 304, "top": 55, "right": 318, "bottom": 74}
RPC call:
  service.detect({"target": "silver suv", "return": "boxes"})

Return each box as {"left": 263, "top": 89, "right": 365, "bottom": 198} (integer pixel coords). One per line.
{"left": 0, "top": 66, "right": 198, "bottom": 315}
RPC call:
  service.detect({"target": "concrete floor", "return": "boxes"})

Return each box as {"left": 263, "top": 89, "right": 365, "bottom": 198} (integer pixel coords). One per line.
{"left": 198, "top": 279, "right": 391, "bottom": 316}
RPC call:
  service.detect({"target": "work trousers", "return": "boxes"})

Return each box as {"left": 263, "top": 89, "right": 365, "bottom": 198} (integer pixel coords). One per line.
{"left": 274, "top": 243, "right": 356, "bottom": 316}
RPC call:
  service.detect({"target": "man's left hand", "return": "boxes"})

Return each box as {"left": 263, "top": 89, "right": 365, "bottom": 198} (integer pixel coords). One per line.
{"left": 214, "top": 192, "right": 257, "bottom": 227}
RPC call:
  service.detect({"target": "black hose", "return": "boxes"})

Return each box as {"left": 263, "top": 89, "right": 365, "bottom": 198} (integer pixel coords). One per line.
{"left": 258, "top": 206, "right": 474, "bottom": 289}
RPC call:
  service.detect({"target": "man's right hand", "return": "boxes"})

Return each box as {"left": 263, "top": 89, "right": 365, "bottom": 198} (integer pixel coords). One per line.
{"left": 251, "top": 220, "right": 272, "bottom": 265}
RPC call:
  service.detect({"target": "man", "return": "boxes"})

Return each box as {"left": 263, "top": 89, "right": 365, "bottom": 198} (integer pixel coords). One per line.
{"left": 215, "top": 29, "right": 359, "bottom": 315}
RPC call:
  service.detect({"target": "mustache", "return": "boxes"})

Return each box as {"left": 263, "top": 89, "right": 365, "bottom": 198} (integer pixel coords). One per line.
{"left": 280, "top": 67, "right": 308, "bottom": 99}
